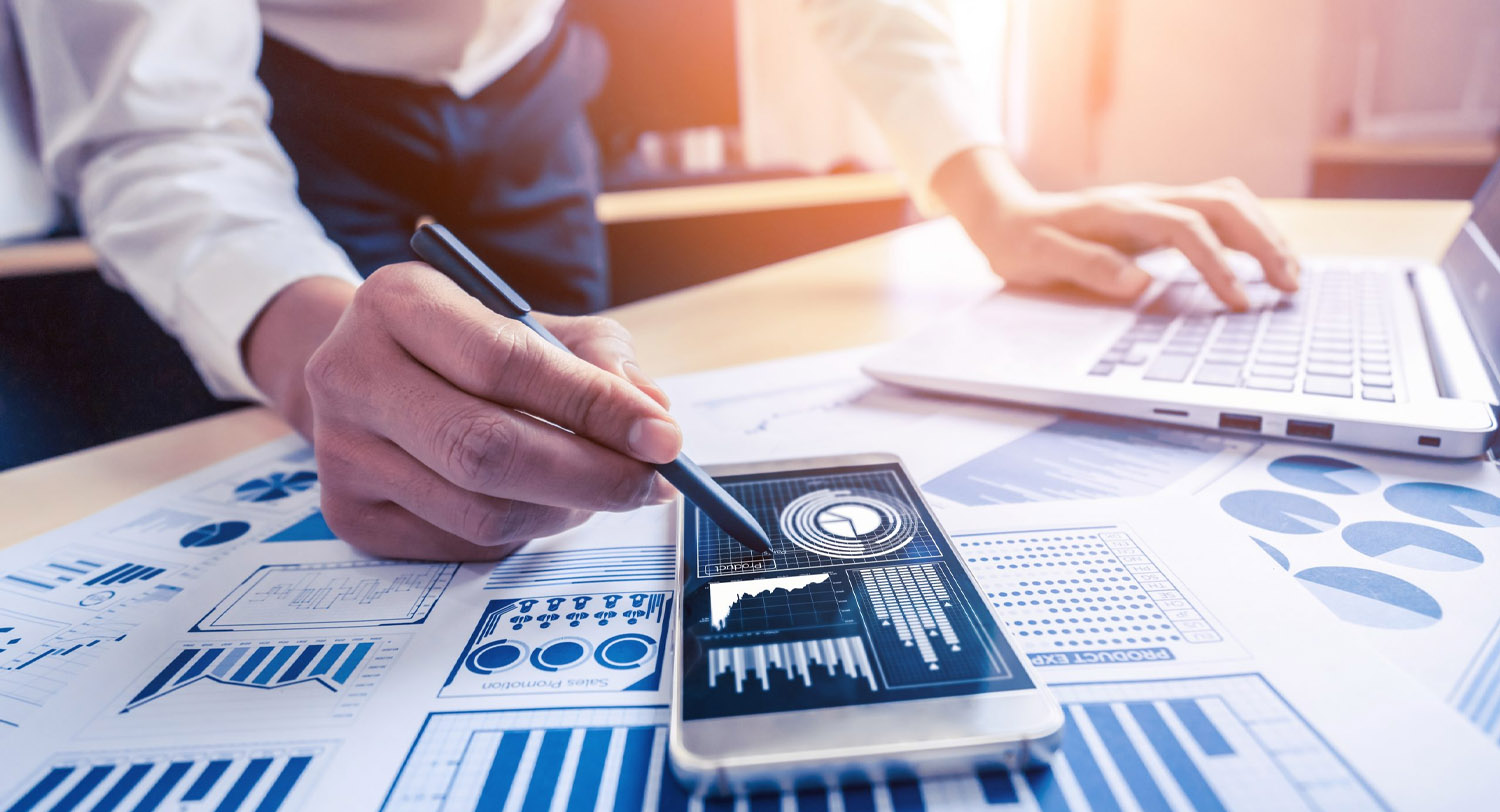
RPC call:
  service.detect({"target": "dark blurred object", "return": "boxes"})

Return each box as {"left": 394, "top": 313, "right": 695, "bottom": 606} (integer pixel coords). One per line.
{"left": 570, "top": 0, "right": 739, "bottom": 167}
{"left": 0, "top": 271, "right": 241, "bottom": 470}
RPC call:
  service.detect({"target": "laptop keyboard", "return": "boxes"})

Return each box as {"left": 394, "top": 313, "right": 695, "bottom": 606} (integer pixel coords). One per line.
{"left": 1089, "top": 267, "right": 1399, "bottom": 401}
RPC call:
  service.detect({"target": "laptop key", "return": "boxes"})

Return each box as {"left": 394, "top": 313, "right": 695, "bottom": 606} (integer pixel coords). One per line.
{"left": 1246, "top": 376, "right": 1295, "bottom": 392}
{"left": 1251, "top": 365, "right": 1295, "bottom": 379}
{"left": 1255, "top": 353, "right": 1300, "bottom": 367}
{"left": 1363, "top": 388, "right": 1396, "bottom": 402}
{"left": 1306, "top": 362, "right": 1353, "bottom": 378}
{"left": 1193, "top": 362, "right": 1242, "bottom": 387}
{"left": 1362, "top": 374, "right": 1393, "bottom": 388}
{"left": 1143, "top": 354, "right": 1196, "bottom": 382}
{"left": 1303, "top": 375, "right": 1353, "bottom": 397}
{"left": 1089, "top": 361, "right": 1116, "bottom": 376}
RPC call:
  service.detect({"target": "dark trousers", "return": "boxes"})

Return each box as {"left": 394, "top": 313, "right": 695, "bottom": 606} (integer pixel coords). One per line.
{"left": 258, "top": 19, "right": 610, "bottom": 313}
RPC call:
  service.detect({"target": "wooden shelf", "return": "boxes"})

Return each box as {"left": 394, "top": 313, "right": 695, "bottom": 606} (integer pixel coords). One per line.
{"left": 1313, "top": 137, "right": 1500, "bottom": 166}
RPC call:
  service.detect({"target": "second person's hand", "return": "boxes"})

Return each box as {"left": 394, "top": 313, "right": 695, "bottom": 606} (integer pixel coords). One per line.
{"left": 934, "top": 146, "right": 1300, "bottom": 311}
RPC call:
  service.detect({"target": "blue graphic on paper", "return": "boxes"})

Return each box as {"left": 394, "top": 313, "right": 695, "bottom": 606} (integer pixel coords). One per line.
{"left": 234, "top": 471, "right": 318, "bottom": 503}
{"left": 379, "top": 675, "right": 1384, "bottom": 812}
{"left": 193, "top": 561, "right": 456, "bottom": 632}
{"left": 1268, "top": 455, "right": 1379, "bottom": 494}
{"left": 1221, "top": 490, "right": 1340, "bottom": 534}
{"left": 1294, "top": 566, "right": 1442, "bottom": 629}
{"left": 442, "top": 592, "right": 671, "bottom": 698}
{"left": 924, "top": 417, "right": 1236, "bottom": 506}
{"left": 179, "top": 521, "right": 250, "bottom": 548}
{"left": 5, "top": 744, "right": 324, "bottom": 812}
{"left": 264, "top": 511, "right": 337, "bottom": 543}
{"left": 1342, "top": 521, "right": 1483, "bottom": 571}
{"left": 1384, "top": 481, "right": 1500, "bottom": 527}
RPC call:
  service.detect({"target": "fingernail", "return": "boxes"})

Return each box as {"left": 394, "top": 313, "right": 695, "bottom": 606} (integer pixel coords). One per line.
{"left": 628, "top": 417, "right": 681, "bottom": 464}
{"left": 1231, "top": 281, "right": 1250, "bottom": 311}
{"left": 623, "top": 360, "right": 670, "bottom": 408}
{"left": 650, "top": 475, "right": 678, "bottom": 504}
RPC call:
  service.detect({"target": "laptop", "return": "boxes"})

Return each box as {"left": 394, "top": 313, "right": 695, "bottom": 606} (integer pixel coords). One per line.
{"left": 864, "top": 161, "right": 1500, "bottom": 459}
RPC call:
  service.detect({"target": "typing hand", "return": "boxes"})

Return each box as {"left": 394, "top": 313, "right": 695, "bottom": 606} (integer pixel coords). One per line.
{"left": 934, "top": 146, "right": 1300, "bottom": 311}
{"left": 263, "top": 264, "right": 679, "bottom": 561}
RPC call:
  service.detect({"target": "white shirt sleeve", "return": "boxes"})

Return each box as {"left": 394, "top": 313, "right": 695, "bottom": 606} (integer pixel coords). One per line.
{"left": 11, "top": 0, "right": 362, "bottom": 402}
{"left": 798, "top": 0, "right": 1003, "bottom": 215}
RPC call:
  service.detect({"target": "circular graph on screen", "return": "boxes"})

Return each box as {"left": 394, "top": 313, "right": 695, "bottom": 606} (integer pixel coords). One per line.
{"left": 778, "top": 489, "right": 914, "bottom": 559}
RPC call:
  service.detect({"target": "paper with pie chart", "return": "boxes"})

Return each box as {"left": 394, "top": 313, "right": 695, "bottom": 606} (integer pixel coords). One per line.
{"left": 441, "top": 592, "right": 672, "bottom": 699}
{"left": 1197, "top": 444, "right": 1500, "bottom": 747}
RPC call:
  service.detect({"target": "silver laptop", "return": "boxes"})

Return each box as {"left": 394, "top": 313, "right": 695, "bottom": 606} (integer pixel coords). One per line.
{"left": 865, "top": 162, "right": 1500, "bottom": 459}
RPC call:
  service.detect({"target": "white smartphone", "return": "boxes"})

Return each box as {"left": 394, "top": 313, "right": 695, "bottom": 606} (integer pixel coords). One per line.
{"left": 669, "top": 453, "right": 1064, "bottom": 792}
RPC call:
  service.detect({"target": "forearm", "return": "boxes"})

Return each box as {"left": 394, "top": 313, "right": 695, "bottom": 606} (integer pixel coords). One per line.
{"left": 243, "top": 277, "right": 357, "bottom": 438}
{"left": 930, "top": 145, "right": 1036, "bottom": 241}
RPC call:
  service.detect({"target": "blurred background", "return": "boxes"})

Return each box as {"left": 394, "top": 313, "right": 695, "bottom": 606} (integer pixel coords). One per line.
{"left": 2, "top": 0, "right": 1499, "bottom": 468}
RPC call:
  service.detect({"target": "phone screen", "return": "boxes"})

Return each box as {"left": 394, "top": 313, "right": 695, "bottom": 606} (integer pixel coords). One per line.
{"left": 680, "top": 461, "right": 1033, "bottom": 721}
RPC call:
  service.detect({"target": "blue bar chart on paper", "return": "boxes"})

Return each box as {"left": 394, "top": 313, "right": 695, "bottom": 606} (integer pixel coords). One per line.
{"left": 193, "top": 561, "right": 458, "bottom": 632}
{"left": 380, "top": 674, "right": 1380, "bottom": 812}
{"left": 0, "top": 548, "right": 176, "bottom": 609}
{"left": 680, "top": 463, "right": 1033, "bottom": 720}
{"left": 91, "top": 636, "right": 402, "bottom": 735}
{"left": 4, "top": 743, "right": 324, "bottom": 812}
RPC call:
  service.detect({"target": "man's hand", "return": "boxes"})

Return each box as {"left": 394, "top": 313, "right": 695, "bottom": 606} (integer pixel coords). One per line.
{"left": 933, "top": 146, "right": 1300, "bottom": 311}
{"left": 244, "top": 264, "right": 678, "bottom": 561}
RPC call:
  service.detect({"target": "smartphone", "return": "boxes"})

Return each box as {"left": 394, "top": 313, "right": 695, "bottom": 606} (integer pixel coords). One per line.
{"left": 669, "top": 453, "right": 1063, "bottom": 792}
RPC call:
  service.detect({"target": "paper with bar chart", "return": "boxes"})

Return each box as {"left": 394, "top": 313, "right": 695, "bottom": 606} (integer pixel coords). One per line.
{"left": 680, "top": 462, "right": 1032, "bottom": 720}
{"left": 3, "top": 354, "right": 1500, "bottom": 811}
{"left": 85, "top": 635, "right": 403, "bottom": 737}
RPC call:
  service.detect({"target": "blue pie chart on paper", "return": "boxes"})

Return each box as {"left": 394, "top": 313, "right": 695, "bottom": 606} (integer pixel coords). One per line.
{"left": 179, "top": 521, "right": 250, "bottom": 548}
{"left": 530, "top": 639, "right": 589, "bottom": 672}
{"left": 1221, "top": 490, "right": 1340, "bottom": 534}
{"left": 466, "top": 640, "right": 527, "bottom": 675}
{"left": 1384, "top": 482, "right": 1500, "bottom": 528}
{"left": 1268, "top": 455, "right": 1379, "bottom": 495}
{"left": 1294, "top": 566, "right": 1441, "bottom": 629}
{"left": 234, "top": 471, "right": 318, "bottom": 502}
{"left": 1342, "top": 521, "right": 1483, "bottom": 571}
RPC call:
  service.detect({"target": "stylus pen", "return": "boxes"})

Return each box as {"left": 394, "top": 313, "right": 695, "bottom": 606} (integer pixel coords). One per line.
{"left": 411, "top": 223, "right": 774, "bottom": 555}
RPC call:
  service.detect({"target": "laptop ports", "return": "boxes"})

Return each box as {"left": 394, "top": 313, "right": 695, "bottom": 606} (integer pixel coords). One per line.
{"left": 1218, "top": 413, "right": 1262, "bottom": 433}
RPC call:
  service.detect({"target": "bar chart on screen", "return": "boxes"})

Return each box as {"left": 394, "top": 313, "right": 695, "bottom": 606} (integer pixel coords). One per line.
{"left": 378, "top": 674, "right": 1379, "bottom": 812}
{"left": 87, "top": 636, "right": 403, "bottom": 737}
{"left": 193, "top": 561, "right": 457, "bottom": 632}
{"left": 4, "top": 742, "right": 327, "bottom": 812}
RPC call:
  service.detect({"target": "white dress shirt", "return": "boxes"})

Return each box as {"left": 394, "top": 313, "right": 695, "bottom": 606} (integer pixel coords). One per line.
{"left": 11, "top": 0, "right": 1000, "bottom": 402}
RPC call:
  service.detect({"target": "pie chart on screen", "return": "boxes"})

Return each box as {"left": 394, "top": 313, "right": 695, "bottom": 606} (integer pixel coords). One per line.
{"left": 1384, "top": 482, "right": 1500, "bottom": 528}
{"left": 815, "top": 503, "right": 885, "bottom": 539}
{"left": 1294, "top": 566, "right": 1441, "bottom": 629}
{"left": 1220, "top": 490, "right": 1340, "bottom": 534}
{"left": 1267, "top": 455, "right": 1379, "bottom": 495}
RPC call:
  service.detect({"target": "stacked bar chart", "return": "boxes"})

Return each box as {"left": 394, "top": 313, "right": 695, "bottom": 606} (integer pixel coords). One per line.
{"left": 6, "top": 744, "right": 323, "bottom": 812}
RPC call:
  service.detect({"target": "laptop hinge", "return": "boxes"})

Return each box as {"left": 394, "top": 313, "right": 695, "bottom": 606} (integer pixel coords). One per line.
{"left": 1407, "top": 267, "right": 1500, "bottom": 405}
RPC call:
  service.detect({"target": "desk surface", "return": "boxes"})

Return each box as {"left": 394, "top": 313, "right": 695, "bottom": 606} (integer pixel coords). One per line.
{"left": 0, "top": 199, "right": 1470, "bottom": 550}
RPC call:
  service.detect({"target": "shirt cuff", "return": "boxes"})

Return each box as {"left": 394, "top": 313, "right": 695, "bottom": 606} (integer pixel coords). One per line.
{"left": 174, "top": 227, "right": 361, "bottom": 402}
